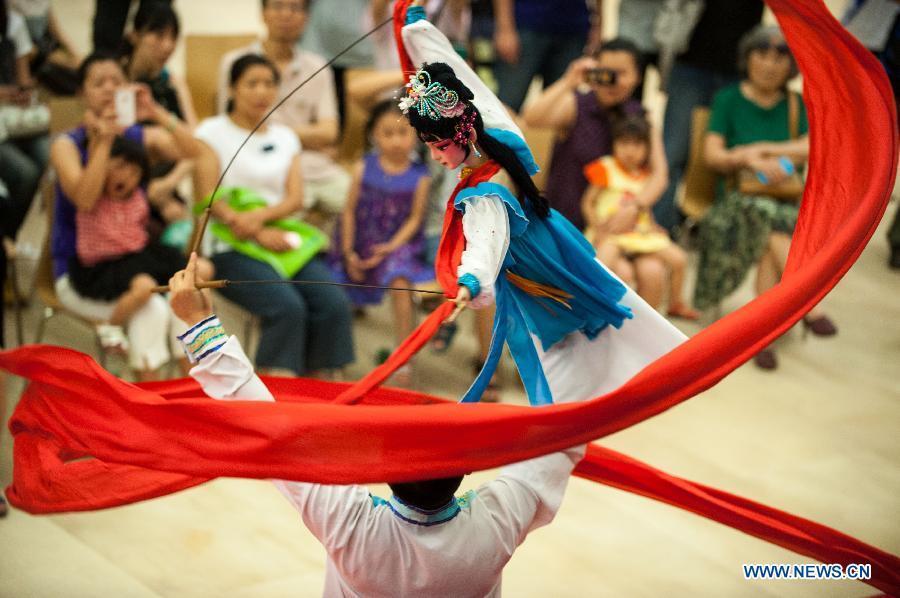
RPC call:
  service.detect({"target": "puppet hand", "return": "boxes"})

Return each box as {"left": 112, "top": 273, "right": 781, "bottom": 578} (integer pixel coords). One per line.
{"left": 446, "top": 285, "right": 470, "bottom": 324}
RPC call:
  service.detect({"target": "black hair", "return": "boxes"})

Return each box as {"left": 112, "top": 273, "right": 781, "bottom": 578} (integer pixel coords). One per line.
{"left": 77, "top": 51, "right": 125, "bottom": 88}
{"left": 593, "top": 37, "right": 645, "bottom": 79}
{"left": 226, "top": 53, "right": 281, "bottom": 113}
{"left": 364, "top": 98, "right": 405, "bottom": 150}
{"left": 134, "top": 1, "right": 180, "bottom": 38}
{"left": 388, "top": 475, "right": 465, "bottom": 511}
{"left": 405, "top": 62, "right": 549, "bottom": 218}
{"left": 119, "top": 1, "right": 180, "bottom": 62}
{"left": 611, "top": 115, "right": 651, "bottom": 145}
{"left": 109, "top": 136, "right": 150, "bottom": 186}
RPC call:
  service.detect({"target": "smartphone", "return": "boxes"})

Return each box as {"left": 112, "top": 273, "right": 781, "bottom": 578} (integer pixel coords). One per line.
{"left": 115, "top": 88, "right": 136, "bottom": 128}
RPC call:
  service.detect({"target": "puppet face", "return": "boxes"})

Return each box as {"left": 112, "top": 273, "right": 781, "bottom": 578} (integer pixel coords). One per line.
{"left": 427, "top": 138, "right": 469, "bottom": 170}
{"left": 371, "top": 111, "right": 417, "bottom": 162}
{"left": 612, "top": 137, "right": 649, "bottom": 172}
{"left": 591, "top": 50, "right": 640, "bottom": 108}
{"left": 746, "top": 38, "right": 793, "bottom": 93}
{"left": 81, "top": 60, "right": 127, "bottom": 113}
{"left": 230, "top": 64, "right": 278, "bottom": 121}
{"left": 104, "top": 157, "right": 143, "bottom": 201}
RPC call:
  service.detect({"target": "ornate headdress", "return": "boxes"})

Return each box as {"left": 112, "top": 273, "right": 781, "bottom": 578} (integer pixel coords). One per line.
{"left": 398, "top": 68, "right": 467, "bottom": 120}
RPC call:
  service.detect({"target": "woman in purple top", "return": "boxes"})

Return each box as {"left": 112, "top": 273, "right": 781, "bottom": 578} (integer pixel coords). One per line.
{"left": 49, "top": 52, "right": 200, "bottom": 379}
{"left": 331, "top": 100, "right": 432, "bottom": 384}
{"left": 524, "top": 39, "right": 667, "bottom": 233}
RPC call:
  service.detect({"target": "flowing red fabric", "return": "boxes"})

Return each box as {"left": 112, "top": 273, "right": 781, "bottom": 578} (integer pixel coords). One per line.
{"left": 1, "top": 0, "right": 898, "bottom": 593}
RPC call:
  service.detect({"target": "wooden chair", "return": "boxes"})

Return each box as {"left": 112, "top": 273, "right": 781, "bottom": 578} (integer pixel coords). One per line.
{"left": 678, "top": 107, "right": 718, "bottom": 221}
{"left": 185, "top": 34, "right": 257, "bottom": 121}
{"left": 521, "top": 125, "right": 556, "bottom": 192}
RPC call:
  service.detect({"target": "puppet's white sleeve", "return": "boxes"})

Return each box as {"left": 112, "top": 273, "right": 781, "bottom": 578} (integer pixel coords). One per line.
{"left": 458, "top": 194, "right": 510, "bottom": 309}
{"left": 401, "top": 19, "right": 523, "bottom": 139}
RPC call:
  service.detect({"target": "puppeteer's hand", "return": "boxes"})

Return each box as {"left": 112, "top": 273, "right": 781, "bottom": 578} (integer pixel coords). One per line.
{"left": 446, "top": 285, "right": 470, "bottom": 324}
{"left": 169, "top": 252, "right": 214, "bottom": 326}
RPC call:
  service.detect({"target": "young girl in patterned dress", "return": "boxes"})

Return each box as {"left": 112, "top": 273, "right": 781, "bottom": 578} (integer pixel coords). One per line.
{"left": 331, "top": 99, "right": 433, "bottom": 383}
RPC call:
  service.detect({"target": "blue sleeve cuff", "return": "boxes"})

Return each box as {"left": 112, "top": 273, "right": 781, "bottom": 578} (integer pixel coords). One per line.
{"left": 457, "top": 273, "right": 481, "bottom": 299}
{"left": 178, "top": 315, "right": 228, "bottom": 363}
{"left": 405, "top": 5, "right": 426, "bottom": 24}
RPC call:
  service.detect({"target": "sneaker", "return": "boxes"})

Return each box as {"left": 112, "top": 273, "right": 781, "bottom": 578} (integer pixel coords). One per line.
{"left": 95, "top": 324, "right": 130, "bottom": 354}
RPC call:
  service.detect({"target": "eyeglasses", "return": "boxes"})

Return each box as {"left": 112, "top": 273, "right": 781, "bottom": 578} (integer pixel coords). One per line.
{"left": 267, "top": 1, "right": 305, "bottom": 14}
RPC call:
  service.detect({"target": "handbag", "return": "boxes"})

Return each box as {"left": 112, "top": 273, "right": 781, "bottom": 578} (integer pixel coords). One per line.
{"left": 736, "top": 92, "right": 805, "bottom": 201}
{"left": 197, "top": 187, "right": 328, "bottom": 279}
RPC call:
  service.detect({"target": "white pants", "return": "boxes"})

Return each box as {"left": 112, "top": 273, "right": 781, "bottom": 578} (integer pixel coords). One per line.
{"left": 55, "top": 274, "right": 186, "bottom": 371}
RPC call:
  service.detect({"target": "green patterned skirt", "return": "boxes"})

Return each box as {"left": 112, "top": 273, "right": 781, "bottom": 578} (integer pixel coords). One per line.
{"left": 693, "top": 190, "right": 800, "bottom": 310}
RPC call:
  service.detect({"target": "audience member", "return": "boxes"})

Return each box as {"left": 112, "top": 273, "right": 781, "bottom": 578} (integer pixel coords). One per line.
{"left": 493, "top": 0, "right": 602, "bottom": 112}
{"left": 654, "top": 0, "right": 764, "bottom": 236}
{"left": 330, "top": 99, "right": 432, "bottom": 386}
{"left": 697, "top": 25, "right": 836, "bottom": 370}
{"left": 11, "top": 0, "right": 82, "bottom": 94}
{"left": 197, "top": 53, "right": 354, "bottom": 377}
{"left": 300, "top": 0, "right": 375, "bottom": 127}
{"left": 582, "top": 116, "right": 698, "bottom": 319}
{"left": 524, "top": 40, "right": 666, "bottom": 234}
{"left": 92, "top": 0, "right": 172, "bottom": 54}
{"left": 616, "top": 0, "right": 663, "bottom": 101}
{"left": 66, "top": 136, "right": 213, "bottom": 330}
{"left": 218, "top": 0, "right": 350, "bottom": 221}
{"left": 122, "top": 1, "right": 196, "bottom": 242}
{"left": 49, "top": 52, "right": 199, "bottom": 379}
{"left": 0, "top": 3, "right": 48, "bottom": 243}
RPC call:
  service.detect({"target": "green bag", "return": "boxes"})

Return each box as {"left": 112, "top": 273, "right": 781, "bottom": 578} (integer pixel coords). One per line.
{"left": 198, "top": 187, "right": 328, "bottom": 279}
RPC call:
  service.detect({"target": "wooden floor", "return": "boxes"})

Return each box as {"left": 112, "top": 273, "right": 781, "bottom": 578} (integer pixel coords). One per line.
{"left": 3, "top": 0, "right": 898, "bottom": 596}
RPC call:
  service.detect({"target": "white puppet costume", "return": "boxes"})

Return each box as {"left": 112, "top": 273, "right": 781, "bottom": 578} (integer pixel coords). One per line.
{"left": 178, "top": 317, "right": 585, "bottom": 598}
{"left": 399, "top": 7, "right": 686, "bottom": 405}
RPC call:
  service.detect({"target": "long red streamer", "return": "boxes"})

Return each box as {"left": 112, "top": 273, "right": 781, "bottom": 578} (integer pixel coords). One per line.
{"left": 1, "top": 0, "right": 897, "bottom": 593}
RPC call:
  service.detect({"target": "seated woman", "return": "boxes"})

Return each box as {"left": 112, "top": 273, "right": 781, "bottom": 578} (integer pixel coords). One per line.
{"left": 121, "top": 2, "right": 197, "bottom": 243}
{"left": 697, "top": 25, "right": 837, "bottom": 370}
{"left": 194, "top": 54, "right": 354, "bottom": 378}
{"left": 522, "top": 38, "right": 671, "bottom": 300}
{"left": 49, "top": 52, "right": 202, "bottom": 380}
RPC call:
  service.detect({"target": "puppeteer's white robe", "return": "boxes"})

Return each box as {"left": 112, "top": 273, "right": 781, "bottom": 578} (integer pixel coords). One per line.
{"left": 186, "top": 327, "right": 585, "bottom": 598}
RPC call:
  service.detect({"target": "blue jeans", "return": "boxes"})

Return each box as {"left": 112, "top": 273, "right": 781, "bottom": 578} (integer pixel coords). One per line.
{"left": 494, "top": 28, "right": 587, "bottom": 112}
{"left": 654, "top": 62, "right": 738, "bottom": 235}
{"left": 0, "top": 134, "right": 49, "bottom": 239}
{"left": 211, "top": 252, "right": 355, "bottom": 375}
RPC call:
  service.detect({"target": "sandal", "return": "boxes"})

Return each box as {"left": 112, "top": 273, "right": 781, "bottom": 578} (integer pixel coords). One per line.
{"left": 667, "top": 303, "right": 701, "bottom": 321}
{"left": 431, "top": 322, "right": 458, "bottom": 353}
{"left": 95, "top": 324, "right": 130, "bottom": 355}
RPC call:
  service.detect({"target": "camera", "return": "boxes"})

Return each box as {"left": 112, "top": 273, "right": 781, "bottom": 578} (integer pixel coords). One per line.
{"left": 585, "top": 68, "right": 617, "bottom": 86}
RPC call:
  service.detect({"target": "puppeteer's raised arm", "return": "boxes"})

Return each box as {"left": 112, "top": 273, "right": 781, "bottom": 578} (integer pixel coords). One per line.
{"left": 399, "top": 7, "right": 524, "bottom": 140}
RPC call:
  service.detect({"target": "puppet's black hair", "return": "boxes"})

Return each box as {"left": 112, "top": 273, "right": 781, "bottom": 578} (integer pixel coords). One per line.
{"left": 406, "top": 62, "right": 549, "bottom": 218}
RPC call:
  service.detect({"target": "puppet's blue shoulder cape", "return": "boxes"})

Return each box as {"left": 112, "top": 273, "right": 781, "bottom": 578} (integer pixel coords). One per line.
{"left": 454, "top": 180, "right": 633, "bottom": 405}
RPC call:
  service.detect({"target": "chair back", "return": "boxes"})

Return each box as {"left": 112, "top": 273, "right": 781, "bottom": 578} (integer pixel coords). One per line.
{"left": 678, "top": 106, "right": 719, "bottom": 220}
{"left": 185, "top": 34, "right": 257, "bottom": 120}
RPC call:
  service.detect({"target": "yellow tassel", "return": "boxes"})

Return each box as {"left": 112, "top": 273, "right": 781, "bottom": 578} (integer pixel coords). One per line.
{"left": 505, "top": 271, "right": 573, "bottom": 310}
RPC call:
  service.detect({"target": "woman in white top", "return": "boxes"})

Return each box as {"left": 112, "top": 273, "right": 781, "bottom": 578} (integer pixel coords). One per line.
{"left": 194, "top": 54, "right": 354, "bottom": 376}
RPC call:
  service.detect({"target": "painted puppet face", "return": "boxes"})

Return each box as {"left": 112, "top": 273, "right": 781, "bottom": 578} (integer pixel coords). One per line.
{"left": 426, "top": 138, "right": 469, "bottom": 170}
